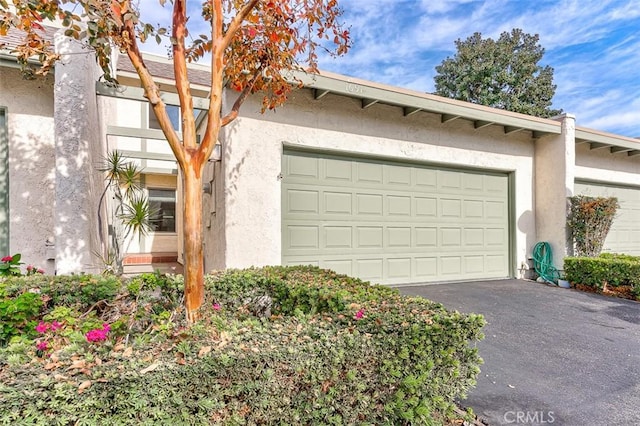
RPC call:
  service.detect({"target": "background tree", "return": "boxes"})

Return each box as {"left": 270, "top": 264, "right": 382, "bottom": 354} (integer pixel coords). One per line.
{"left": 0, "top": 0, "right": 350, "bottom": 322}
{"left": 434, "top": 28, "right": 561, "bottom": 118}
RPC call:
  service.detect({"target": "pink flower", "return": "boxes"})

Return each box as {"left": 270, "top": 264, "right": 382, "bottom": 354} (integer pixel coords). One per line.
{"left": 212, "top": 303, "right": 221, "bottom": 311}
{"left": 86, "top": 324, "right": 110, "bottom": 342}
{"left": 354, "top": 309, "right": 365, "bottom": 320}
{"left": 26, "top": 265, "right": 33, "bottom": 272}
{"left": 51, "top": 321, "right": 62, "bottom": 331}
{"left": 1, "top": 255, "right": 12, "bottom": 262}
{"left": 36, "top": 341, "right": 49, "bottom": 351}
{"left": 35, "top": 321, "right": 49, "bottom": 334}
{"left": 37, "top": 268, "right": 45, "bottom": 274}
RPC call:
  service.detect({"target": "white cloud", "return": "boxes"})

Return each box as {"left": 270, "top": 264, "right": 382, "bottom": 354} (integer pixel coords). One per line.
{"left": 128, "top": 0, "right": 640, "bottom": 136}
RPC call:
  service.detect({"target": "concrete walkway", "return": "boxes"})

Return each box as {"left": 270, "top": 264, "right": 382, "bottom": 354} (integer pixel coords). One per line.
{"left": 398, "top": 279, "right": 640, "bottom": 426}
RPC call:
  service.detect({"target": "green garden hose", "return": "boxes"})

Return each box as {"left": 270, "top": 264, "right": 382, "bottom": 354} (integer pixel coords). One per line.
{"left": 532, "top": 242, "right": 560, "bottom": 284}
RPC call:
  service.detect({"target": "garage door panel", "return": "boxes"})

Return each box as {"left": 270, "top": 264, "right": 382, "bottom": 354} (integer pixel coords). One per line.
{"left": 441, "top": 256, "right": 462, "bottom": 275}
{"left": 464, "top": 200, "right": 484, "bottom": 218}
{"left": 324, "top": 158, "right": 352, "bottom": 181}
{"left": 441, "top": 198, "right": 462, "bottom": 217}
{"left": 287, "top": 154, "right": 319, "bottom": 179}
{"left": 286, "top": 226, "right": 319, "bottom": 249}
{"left": 356, "top": 193, "right": 383, "bottom": 215}
{"left": 356, "top": 258, "right": 384, "bottom": 280}
{"left": 465, "top": 256, "right": 484, "bottom": 274}
{"left": 440, "top": 170, "right": 462, "bottom": 191}
{"left": 283, "top": 151, "right": 511, "bottom": 284}
{"left": 415, "top": 227, "right": 438, "bottom": 247}
{"left": 386, "top": 227, "right": 411, "bottom": 248}
{"left": 416, "top": 197, "right": 437, "bottom": 216}
{"left": 325, "top": 226, "right": 352, "bottom": 249}
{"left": 324, "top": 191, "right": 352, "bottom": 214}
{"left": 463, "top": 174, "right": 484, "bottom": 192}
{"left": 387, "top": 195, "right": 411, "bottom": 216}
{"left": 387, "top": 258, "right": 411, "bottom": 279}
{"left": 464, "top": 228, "right": 484, "bottom": 246}
{"left": 323, "top": 259, "right": 353, "bottom": 276}
{"left": 387, "top": 166, "right": 412, "bottom": 186}
{"left": 485, "top": 201, "right": 507, "bottom": 219}
{"left": 415, "top": 257, "right": 438, "bottom": 278}
{"left": 357, "top": 163, "right": 383, "bottom": 183}
{"left": 415, "top": 169, "right": 437, "bottom": 189}
{"left": 441, "top": 228, "right": 462, "bottom": 247}
{"left": 356, "top": 227, "right": 384, "bottom": 248}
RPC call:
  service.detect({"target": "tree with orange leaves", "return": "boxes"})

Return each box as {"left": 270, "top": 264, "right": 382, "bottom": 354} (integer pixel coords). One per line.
{"left": 0, "top": 0, "right": 350, "bottom": 322}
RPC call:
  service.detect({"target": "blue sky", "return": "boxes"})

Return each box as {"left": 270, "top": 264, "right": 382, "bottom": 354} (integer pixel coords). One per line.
{"left": 138, "top": 0, "right": 640, "bottom": 137}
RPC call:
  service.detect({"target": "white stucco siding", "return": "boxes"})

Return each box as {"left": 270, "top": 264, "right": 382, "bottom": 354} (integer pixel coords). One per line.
{"left": 574, "top": 143, "right": 640, "bottom": 186}
{"left": 216, "top": 89, "right": 537, "bottom": 275}
{"left": 0, "top": 66, "right": 56, "bottom": 273}
{"left": 533, "top": 115, "right": 576, "bottom": 268}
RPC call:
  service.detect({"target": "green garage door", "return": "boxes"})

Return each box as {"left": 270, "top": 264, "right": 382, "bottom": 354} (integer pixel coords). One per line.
{"left": 575, "top": 181, "right": 640, "bottom": 255}
{"left": 282, "top": 151, "right": 511, "bottom": 285}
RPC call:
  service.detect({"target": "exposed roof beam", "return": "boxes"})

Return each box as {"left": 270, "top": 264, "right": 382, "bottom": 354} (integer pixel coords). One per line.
{"left": 441, "top": 114, "right": 460, "bottom": 124}
{"left": 361, "top": 98, "right": 378, "bottom": 109}
{"left": 576, "top": 127, "right": 640, "bottom": 152}
{"left": 474, "top": 120, "right": 493, "bottom": 130}
{"left": 504, "top": 126, "right": 523, "bottom": 135}
{"left": 532, "top": 131, "right": 547, "bottom": 139}
{"left": 403, "top": 107, "right": 421, "bottom": 117}
{"left": 610, "top": 146, "right": 633, "bottom": 154}
{"left": 314, "top": 89, "right": 330, "bottom": 100}
{"left": 589, "top": 142, "right": 612, "bottom": 150}
{"left": 291, "top": 70, "right": 562, "bottom": 135}
{"left": 628, "top": 150, "right": 640, "bottom": 157}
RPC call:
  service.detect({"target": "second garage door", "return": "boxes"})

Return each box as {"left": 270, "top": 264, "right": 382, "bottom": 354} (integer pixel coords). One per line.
{"left": 282, "top": 151, "right": 511, "bottom": 285}
{"left": 575, "top": 181, "right": 640, "bottom": 255}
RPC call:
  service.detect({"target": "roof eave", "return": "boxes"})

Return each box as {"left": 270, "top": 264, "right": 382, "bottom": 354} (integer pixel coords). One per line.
{"left": 289, "top": 69, "right": 562, "bottom": 137}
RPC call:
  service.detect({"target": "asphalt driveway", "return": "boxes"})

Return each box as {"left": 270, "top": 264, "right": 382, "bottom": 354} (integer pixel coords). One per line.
{"left": 398, "top": 279, "right": 640, "bottom": 426}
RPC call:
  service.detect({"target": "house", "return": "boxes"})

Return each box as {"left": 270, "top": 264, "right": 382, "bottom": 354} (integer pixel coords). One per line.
{"left": 1, "top": 29, "right": 639, "bottom": 283}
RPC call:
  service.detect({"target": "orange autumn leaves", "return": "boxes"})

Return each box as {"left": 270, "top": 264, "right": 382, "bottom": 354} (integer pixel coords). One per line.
{"left": 220, "top": 0, "right": 351, "bottom": 111}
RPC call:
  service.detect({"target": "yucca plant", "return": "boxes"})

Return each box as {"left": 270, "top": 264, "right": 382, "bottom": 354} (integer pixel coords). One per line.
{"left": 97, "top": 151, "right": 157, "bottom": 275}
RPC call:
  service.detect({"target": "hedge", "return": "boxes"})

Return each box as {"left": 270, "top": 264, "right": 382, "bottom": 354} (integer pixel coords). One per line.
{"left": 564, "top": 254, "right": 640, "bottom": 291}
{"left": 0, "top": 266, "right": 485, "bottom": 425}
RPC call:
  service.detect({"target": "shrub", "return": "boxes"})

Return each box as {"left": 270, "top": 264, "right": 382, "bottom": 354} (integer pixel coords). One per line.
{"left": 0, "top": 266, "right": 484, "bottom": 425}
{"left": 1, "top": 274, "right": 121, "bottom": 309}
{"left": 0, "top": 291, "right": 42, "bottom": 345}
{"left": 564, "top": 254, "right": 640, "bottom": 290}
{"left": 567, "top": 196, "right": 618, "bottom": 257}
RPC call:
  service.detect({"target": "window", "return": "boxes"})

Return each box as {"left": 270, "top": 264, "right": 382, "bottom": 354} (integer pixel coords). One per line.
{"left": 148, "top": 188, "right": 176, "bottom": 233}
{"left": 148, "top": 104, "right": 204, "bottom": 133}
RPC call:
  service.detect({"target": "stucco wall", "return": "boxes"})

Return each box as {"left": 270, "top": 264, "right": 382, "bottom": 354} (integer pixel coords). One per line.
{"left": 212, "top": 88, "right": 538, "bottom": 277}
{"left": 0, "top": 66, "right": 56, "bottom": 273}
{"left": 534, "top": 115, "right": 575, "bottom": 266}
{"left": 574, "top": 143, "right": 640, "bottom": 186}
{"left": 53, "top": 33, "right": 104, "bottom": 274}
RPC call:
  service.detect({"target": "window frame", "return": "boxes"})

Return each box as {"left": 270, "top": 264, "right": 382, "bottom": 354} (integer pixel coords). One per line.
{"left": 146, "top": 186, "right": 177, "bottom": 234}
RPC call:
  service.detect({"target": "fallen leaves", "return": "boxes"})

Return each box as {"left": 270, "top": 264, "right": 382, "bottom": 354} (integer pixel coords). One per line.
{"left": 139, "top": 362, "right": 160, "bottom": 375}
{"left": 78, "top": 380, "right": 92, "bottom": 393}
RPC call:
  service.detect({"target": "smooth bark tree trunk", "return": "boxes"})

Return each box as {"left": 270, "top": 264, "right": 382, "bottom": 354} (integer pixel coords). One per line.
{"left": 182, "top": 161, "right": 205, "bottom": 322}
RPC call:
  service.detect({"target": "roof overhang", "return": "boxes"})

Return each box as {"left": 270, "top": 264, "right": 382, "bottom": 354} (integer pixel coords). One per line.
{"left": 288, "top": 69, "right": 562, "bottom": 138}
{"left": 575, "top": 127, "right": 640, "bottom": 157}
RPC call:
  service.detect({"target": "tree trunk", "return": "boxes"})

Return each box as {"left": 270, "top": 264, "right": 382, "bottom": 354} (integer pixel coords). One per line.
{"left": 182, "top": 161, "right": 205, "bottom": 322}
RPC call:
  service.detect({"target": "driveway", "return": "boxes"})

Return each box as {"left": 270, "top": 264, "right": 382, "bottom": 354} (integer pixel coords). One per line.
{"left": 398, "top": 279, "right": 640, "bottom": 426}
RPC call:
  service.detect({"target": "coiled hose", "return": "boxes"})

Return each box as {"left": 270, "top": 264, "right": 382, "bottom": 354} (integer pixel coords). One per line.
{"left": 532, "top": 242, "right": 560, "bottom": 284}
